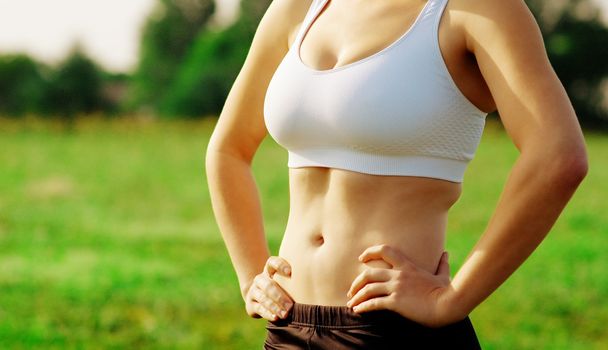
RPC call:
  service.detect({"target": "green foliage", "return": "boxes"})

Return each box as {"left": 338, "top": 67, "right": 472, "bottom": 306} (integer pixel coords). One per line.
{"left": 547, "top": 14, "right": 608, "bottom": 126}
{"left": 98, "top": 71, "right": 131, "bottom": 116}
{"left": 126, "top": 0, "right": 215, "bottom": 114}
{"left": 0, "top": 54, "right": 48, "bottom": 116}
{"left": 527, "top": 0, "right": 608, "bottom": 127}
{"left": 158, "top": 20, "right": 253, "bottom": 117}
{"left": 155, "top": 0, "right": 272, "bottom": 118}
{"left": 0, "top": 46, "right": 121, "bottom": 119}
{"left": 44, "top": 45, "right": 107, "bottom": 118}
{"left": 0, "top": 118, "right": 606, "bottom": 348}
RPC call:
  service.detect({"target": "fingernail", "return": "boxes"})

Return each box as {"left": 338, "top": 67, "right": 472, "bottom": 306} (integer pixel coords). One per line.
{"left": 283, "top": 266, "right": 291, "bottom": 274}
{"left": 280, "top": 310, "right": 287, "bottom": 318}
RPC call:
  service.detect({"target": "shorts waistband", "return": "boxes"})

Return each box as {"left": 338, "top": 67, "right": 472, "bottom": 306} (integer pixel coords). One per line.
{"left": 280, "top": 302, "right": 420, "bottom": 329}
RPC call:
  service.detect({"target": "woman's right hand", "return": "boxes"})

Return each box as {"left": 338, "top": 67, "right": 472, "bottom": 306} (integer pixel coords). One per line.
{"left": 244, "top": 256, "right": 294, "bottom": 321}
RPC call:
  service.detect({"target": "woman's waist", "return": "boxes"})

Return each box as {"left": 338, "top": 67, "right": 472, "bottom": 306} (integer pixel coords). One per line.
{"left": 283, "top": 206, "right": 449, "bottom": 249}
{"left": 273, "top": 218, "right": 447, "bottom": 306}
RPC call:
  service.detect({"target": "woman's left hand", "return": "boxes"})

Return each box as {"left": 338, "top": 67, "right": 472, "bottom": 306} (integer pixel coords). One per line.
{"left": 346, "top": 244, "right": 463, "bottom": 328}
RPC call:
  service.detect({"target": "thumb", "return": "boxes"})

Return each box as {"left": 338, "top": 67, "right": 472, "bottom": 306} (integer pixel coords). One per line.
{"left": 265, "top": 256, "right": 292, "bottom": 277}
{"left": 435, "top": 251, "right": 450, "bottom": 278}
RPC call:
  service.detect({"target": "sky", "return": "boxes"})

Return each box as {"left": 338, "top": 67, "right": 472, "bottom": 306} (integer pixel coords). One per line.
{"left": 0, "top": 0, "right": 240, "bottom": 73}
{"left": 0, "top": 0, "right": 605, "bottom": 74}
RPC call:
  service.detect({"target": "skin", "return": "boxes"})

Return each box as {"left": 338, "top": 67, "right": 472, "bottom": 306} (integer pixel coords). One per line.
{"left": 205, "top": 0, "right": 588, "bottom": 328}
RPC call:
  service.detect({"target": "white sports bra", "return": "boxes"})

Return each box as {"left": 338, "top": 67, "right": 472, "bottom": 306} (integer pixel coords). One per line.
{"left": 263, "top": 0, "right": 488, "bottom": 183}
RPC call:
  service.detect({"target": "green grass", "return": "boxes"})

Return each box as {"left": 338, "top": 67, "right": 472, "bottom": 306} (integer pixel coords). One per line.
{"left": 0, "top": 116, "right": 606, "bottom": 349}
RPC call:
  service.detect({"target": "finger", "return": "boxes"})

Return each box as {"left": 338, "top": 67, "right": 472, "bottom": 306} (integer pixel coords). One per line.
{"left": 347, "top": 282, "right": 392, "bottom": 308}
{"left": 254, "top": 275, "right": 293, "bottom": 314}
{"left": 248, "top": 287, "right": 277, "bottom": 320}
{"left": 264, "top": 283, "right": 294, "bottom": 316}
{"left": 265, "top": 256, "right": 292, "bottom": 277}
{"left": 254, "top": 301, "right": 279, "bottom": 321}
{"left": 352, "top": 295, "right": 394, "bottom": 314}
{"left": 435, "top": 251, "right": 450, "bottom": 277}
{"left": 347, "top": 268, "right": 393, "bottom": 299}
{"left": 359, "top": 244, "right": 406, "bottom": 268}
{"left": 252, "top": 286, "right": 288, "bottom": 318}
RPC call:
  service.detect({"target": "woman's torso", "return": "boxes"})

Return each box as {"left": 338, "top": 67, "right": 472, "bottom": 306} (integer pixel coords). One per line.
{"left": 268, "top": 0, "right": 495, "bottom": 306}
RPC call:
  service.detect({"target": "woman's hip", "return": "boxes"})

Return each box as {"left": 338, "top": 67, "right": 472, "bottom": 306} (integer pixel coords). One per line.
{"left": 264, "top": 302, "right": 481, "bottom": 349}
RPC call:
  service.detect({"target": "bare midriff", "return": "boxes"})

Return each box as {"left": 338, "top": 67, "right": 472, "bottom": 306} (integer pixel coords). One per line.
{"left": 272, "top": 166, "right": 462, "bottom": 306}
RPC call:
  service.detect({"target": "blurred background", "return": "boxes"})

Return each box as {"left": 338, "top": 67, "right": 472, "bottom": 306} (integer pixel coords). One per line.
{"left": 0, "top": 0, "right": 606, "bottom": 348}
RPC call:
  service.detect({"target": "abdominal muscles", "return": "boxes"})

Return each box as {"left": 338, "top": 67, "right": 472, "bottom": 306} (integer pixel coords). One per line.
{"left": 271, "top": 167, "right": 461, "bottom": 306}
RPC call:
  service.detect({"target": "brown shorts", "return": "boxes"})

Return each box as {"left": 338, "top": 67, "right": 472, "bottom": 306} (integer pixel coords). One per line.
{"left": 264, "top": 303, "right": 481, "bottom": 349}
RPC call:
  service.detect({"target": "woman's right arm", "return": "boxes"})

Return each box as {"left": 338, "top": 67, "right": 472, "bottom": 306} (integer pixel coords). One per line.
{"left": 205, "top": 0, "right": 312, "bottom": 320}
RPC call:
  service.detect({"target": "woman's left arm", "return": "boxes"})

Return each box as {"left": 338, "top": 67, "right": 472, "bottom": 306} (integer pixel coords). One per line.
{"left": 445, "top": 0, "right": 588, "bottom": 322}
{"left": 347, "top": 0, "right": 588, "bottom": 327}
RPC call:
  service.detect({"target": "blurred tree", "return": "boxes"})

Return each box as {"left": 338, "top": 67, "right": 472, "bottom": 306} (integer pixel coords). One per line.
{"left": 158, "top": 0, "right": 272, "bottom": 117}
{"left": 99, "top": 71, "right": 130, "bottom": 116}
{"left": 44, "top": 44, "right": 108, "bottom": 126}
{"left": 126, "top": 0, "right": 215, "bottom": 114}
{"left": 526, "top": 0, "right": 608, "bottom": 127}
{"left": 0, "top": 54, "right": 47, "bottom": 117}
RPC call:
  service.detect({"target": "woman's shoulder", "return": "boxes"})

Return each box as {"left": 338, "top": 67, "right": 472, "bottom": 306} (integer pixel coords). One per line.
{"left": 443, "top": 0, "right": 545, "bottom": 64}
{"left": 266, "top": 0, "right": 316, "bottom": 30}
{"left": 255, "top": 0, "right": 315, "bottom": 49}
{"left": 447, "top": 0, "right": 541, "bottom": 39}
{"left": 448, "top": 0, "right": 576, "bottom": 148}
{"left": 272, "top": 0, "right": 315, "bottom": 21}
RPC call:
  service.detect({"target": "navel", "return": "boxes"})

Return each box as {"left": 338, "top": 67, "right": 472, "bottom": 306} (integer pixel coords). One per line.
{"left": 311, "top": 232, "right": 325, "bottom": 246}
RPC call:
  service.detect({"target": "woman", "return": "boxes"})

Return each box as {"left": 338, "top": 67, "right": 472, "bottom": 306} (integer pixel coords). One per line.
{"left": 206, "top": 0, "right": 588, "bottom": 348}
